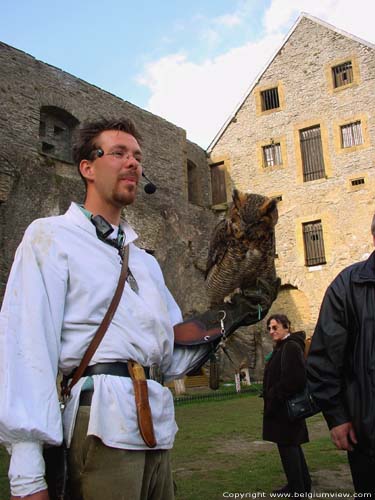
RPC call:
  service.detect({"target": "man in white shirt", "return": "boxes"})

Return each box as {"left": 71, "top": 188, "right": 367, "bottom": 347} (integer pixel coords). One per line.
{"left": 0, "top": 118, "right": 277, "bottom": 500}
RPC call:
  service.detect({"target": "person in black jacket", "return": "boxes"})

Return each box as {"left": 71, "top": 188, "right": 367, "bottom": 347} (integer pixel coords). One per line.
{"left": 263, "top": 313, "right": 311, "bottom": 495}
{"left": 307, "top": 215, "right": 375, "bottom": 495}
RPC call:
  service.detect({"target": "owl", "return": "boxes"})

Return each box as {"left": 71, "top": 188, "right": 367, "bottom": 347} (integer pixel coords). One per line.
{"left": 205, "top": 190, "right": 278, "bottom": 307}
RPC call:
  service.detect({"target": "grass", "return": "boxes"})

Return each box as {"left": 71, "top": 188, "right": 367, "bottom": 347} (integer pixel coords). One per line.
{"left": 0, "top": 390, "right": 351, "bottom": 500}
{"left": 171, "top": 393, "right": 350, "bottom": 499}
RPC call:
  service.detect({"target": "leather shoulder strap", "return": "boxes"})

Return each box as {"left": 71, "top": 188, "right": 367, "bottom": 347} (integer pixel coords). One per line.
{"left": 64, "top": 245, "right": 129, "bottom": 395}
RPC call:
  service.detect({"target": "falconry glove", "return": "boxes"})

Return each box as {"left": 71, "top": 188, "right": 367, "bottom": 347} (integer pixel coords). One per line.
{"left": 174, "top": 277, "right": 280, "bottom": 349}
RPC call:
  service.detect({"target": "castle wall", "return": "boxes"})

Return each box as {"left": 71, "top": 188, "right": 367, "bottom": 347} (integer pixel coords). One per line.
{"left": 0, "top": 41, "right": 216, "bottom": 315}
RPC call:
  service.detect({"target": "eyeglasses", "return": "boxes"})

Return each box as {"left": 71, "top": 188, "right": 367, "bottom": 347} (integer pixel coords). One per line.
{"left": 93, "top": 148, "right": 142, "bottom": 164}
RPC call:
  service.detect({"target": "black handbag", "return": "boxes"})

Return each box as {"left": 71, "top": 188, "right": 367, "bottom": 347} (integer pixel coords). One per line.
{"left": 286, "top": 385, "right": 320, "bottom": 421}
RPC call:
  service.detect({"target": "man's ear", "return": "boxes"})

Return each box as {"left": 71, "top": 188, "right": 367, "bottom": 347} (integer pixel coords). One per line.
{"left": 79, "top": 159, "right": 94, "bottom": 183}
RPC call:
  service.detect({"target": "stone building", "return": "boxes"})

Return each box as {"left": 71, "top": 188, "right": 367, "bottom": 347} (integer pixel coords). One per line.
{"left": 208, "top": 13, "right": 375, "bottom": 366}
{"left": 1, "top": 13, "right": 374, "bottom": 382}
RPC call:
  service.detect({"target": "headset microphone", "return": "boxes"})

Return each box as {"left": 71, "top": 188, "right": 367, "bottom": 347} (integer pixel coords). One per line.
{"left": 142, "top": 172, "right": 157, "bottom": 194}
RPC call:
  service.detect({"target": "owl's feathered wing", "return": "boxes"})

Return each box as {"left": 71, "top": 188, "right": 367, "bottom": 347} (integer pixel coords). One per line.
{"left": 205, "top": 191, "right": 278, "bottom": 307}
{"left": 205, "top": 219, "right": 229, "bottom": 280}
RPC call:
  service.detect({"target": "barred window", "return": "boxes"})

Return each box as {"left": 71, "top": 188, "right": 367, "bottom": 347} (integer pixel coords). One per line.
{"left": 341, "top": 121, "right": 363, "bottom": 148}
{"left": 261, "top": 87, "right": 280, "bottom": 111}
{"left": 263, "top": 143, "right": 282, "bottom": 167}
{"left": 332, "top": 61, "right": 353, "bottom": 88}
{"left": 210, "top": 161, "right": 227, "bottom": 206}
{"left": 351, "top": 178, "right": 365, "bottom": 187}
{"left": 303, "top": 221, "right": 326, "bottom": 266}
{"left": 299, "top": 126, "right": 326, "bottom": 182}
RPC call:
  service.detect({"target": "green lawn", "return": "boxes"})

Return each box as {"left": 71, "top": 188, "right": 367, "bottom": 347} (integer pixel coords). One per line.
{"left": 172, "top": 393, "right": 351, "bottom": 499}
{"left": 0, "top": 391, "right": 351, "bottom": 500}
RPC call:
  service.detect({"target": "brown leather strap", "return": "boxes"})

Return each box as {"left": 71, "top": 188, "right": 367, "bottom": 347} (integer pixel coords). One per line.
{"left": 63, "top": 245, "right": 129, "bottom": 397}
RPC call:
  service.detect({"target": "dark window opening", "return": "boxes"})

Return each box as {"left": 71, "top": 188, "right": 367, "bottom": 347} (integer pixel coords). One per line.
{"left": 54, "top": 125, "right": 65, "bottom": 136}
{"left": 39, "top": 120, "right": 46, "bottom": 137}
{"left": 39, "top": 106, "right": 79, "bottom": 163}
{"left": 332, "top": 61, "right": 353, "bottom": 88}
{"left": 187, "top": 160, "right": 199, "bottom": 205}
{"left": 299, "top": 125, "right": 326, "bottom": 182}
{"left": 42, "top": 142, "right": 55, "bottom": 154}
{"left": 210, "top": 161, "right": 227, "bottom": 206}
{"left": 303, "top": 220, "right": 326, "bottom": 266}
{"left": 351, "top": 178, "right": 365, "bottom": 186}
{"left": 261, "top": 87, "right": 280, "bottom": 111}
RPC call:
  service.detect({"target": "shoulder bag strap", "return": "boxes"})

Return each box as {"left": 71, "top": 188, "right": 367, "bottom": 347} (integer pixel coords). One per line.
{"left": 62, "top": 244, "right": 129, "bottom": 398}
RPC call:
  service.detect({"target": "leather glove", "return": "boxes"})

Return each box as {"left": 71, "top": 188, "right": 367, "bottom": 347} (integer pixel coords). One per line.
{"left": 174, "top": 277, "right": 280, "bottom": 347}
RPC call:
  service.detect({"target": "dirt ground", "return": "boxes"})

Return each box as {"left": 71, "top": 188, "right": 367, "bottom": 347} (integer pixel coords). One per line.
{"left": 217, "top": 416, "right": 355, "bottom": 497}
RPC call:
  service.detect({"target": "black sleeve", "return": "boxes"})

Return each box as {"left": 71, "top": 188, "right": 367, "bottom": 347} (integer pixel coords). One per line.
{"left": 306, "top": 273, "right": 350, "bottom": 429}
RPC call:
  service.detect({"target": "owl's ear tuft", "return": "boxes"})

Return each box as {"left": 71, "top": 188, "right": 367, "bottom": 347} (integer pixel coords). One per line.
{"left": 259, "top": 198, "right": 278, "bottom": 224}
{"left": 232, "top": 189, "right": 247, "bottom": 210}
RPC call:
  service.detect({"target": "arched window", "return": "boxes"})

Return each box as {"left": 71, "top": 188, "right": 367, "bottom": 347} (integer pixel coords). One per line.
{"left": 39, "top": 106, "right": 79, "bottom": 163}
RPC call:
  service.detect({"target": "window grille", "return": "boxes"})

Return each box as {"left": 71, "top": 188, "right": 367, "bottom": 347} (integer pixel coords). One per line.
{"left": 341, "top": 121, "right": 363, "bottom": 148}
{"left": 332, "top": 61, "right": 353, "bottom": 88}
{"left": 303, "top": 221, "right": 326, "bottom": 266}
{"left": 263, "top": 143, "right": 282, "bottom": 167}
{"left": 351, "top": 178, "right": 365, "bottom": 186}
{"left": 299, "top": 126, "right": 326, "bottom": 182}
{"left": 210, "top": 161, "right": 227, "bottom": 206}
{"left": 261, "top": 87, "right": 280, "bottom": 111}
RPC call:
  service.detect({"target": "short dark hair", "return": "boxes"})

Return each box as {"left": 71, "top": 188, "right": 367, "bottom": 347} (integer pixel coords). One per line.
{"left": 73, "top": 117, "right": 142, "bottom": 185}
{"left": 267, "top": 313, "right": 291, "bottom": 331}
{"left": 371, "top": 213, "right": 375, "bottom": 237}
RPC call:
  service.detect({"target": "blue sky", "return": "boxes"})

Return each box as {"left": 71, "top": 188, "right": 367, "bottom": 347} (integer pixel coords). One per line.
{"left": 1, "top": 0, "right": 374, "bottom": 147}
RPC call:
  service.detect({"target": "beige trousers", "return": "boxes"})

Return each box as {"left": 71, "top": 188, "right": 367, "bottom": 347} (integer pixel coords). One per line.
{"left": 68, "top": 406, "right": 175, "bottom": 500}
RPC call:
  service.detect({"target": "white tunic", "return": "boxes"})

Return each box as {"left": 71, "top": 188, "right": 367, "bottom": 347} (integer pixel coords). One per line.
{"left": 0, "top": 202, "right": 208, "bottom": 496}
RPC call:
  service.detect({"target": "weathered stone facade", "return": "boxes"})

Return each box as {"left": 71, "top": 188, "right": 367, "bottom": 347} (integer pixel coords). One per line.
{"left": 0, "top": 41, "right": 216, "bottom": 320}
{"left": 209, "top": 15, "right": 375, "bottom": 371}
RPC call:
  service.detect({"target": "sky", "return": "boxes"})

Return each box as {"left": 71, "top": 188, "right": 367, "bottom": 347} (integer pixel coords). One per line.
{"left": 1, "top": 0, "right": 375, "bottom": 148}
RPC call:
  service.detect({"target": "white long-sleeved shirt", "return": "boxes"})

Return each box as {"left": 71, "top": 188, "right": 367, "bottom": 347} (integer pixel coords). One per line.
{"left": 0, "top": 202, "right": 208, "bottom": 496}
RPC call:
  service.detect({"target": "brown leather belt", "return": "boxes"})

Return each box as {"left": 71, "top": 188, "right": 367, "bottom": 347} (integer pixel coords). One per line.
{"left": 82, "top": 362, "right": 151, "bottom": 379}
{"left": 78, "top": 363, "right": 153, "bottom": 406}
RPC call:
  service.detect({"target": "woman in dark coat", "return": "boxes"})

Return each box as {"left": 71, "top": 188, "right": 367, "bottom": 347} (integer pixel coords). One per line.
{"left": 263, "top": 313, "right": 311, "bottom": 494}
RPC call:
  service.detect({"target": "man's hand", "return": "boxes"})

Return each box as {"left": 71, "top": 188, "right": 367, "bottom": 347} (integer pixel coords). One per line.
{"left": 330, "top": 422, "right": 358, "bottom": 451}
{"left": 11, "top": 489, "right": 49, "bottom": 500}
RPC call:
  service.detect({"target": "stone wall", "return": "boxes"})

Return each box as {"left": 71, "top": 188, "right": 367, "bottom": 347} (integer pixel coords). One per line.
{"left": 210, "top": 16, "right": 375, "bottom": 348}
{"left": 0, "top": 41, "right": 217, "bottom": 319}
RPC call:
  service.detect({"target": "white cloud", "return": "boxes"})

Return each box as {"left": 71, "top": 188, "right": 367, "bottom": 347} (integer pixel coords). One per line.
{"left": 138, "top": 0, "right": 375, "bottom": 149}
{"left": 138, "top": 33, "right": 283, "bottom": 148}
{"left": 213, "top": 13, "right": 242, "bottom": 27}
{"left": 264, "top": 0, "right": 375, "bottom": 42}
